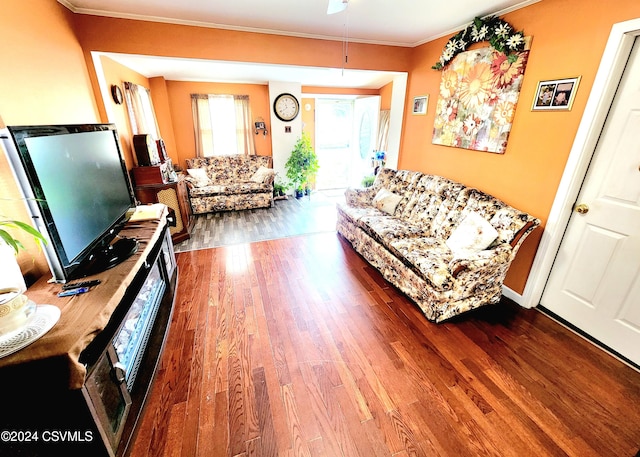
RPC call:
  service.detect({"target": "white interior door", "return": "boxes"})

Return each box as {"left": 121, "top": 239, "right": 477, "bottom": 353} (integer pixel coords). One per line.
{"left": 541, "top": 37, "right": 640, "bottom": 366}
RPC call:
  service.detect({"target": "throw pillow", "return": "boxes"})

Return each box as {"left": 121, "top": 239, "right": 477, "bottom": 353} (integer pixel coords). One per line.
{"left": 446, "top": 212, "right": 498, "bottom": 255}
{"left": 373, "top": 188, "right": 403, "bottom": 215}
{"left": 250, "top": 166, "right": 274, "bottom": 183}
{"left": 186, "top": 168, "right": 212, "bottom": 187}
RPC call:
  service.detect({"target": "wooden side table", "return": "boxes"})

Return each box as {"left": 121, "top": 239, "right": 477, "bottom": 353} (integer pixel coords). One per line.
{"left": 134, "top": 175, "right": 193, "bottom": 244}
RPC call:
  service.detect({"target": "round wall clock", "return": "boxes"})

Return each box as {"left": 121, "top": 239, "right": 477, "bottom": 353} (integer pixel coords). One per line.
{"left": 111, "top": 84, "right": 123, "bottom": 105}
{"left": 273, "top": 93, "right": 300, "bottom": 122}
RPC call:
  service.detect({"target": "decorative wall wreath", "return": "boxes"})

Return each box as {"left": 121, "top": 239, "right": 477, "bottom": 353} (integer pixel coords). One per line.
{"left": 432, "top": 16, "right": 526, "bottom": 70}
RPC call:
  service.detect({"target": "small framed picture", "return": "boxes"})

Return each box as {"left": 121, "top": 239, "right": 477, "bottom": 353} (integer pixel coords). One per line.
{"left": 413, "top": 95, "right": 428, "bottom": 115}
{"left": 532, "top": 77, "right": 581, "bottom": 111}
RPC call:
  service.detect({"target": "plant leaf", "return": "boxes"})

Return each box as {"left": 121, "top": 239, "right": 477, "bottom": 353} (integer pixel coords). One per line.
{"left": 0, "top": 220, "right": 47, "bottom": 254}
{"left": 0, "top": 229, "right": 21, "bottom": 254}
{"left": 8, "top": 220, "right": 46, "bottom": 243}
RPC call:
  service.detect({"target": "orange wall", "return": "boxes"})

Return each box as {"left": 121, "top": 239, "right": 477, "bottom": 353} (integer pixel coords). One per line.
{"left": 401, "top": 0, "right": 640, "bottom": 292}
{"left": 0, "top": 2, "right": 98, "bottom": 124}
{"left": 379, "top": 82, "right": 393, "bottom": 110}
{"left": 98, "top": 55, "right": 152, "bottom": 168}
{"left": 164, "top": 81, "right": 272, "bottom": 169}
{"left": 149, "top": 77, "right": 179, "bottom": 166}
{"left": 0, "top": 0, "right": 100, "bottom": 282}
{"left": 71, "top": 16, "right": 413, "bottom": 73}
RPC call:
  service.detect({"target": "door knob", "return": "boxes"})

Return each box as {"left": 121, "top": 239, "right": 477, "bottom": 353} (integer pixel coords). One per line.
{"left": 574, "top": 203, "right": 589, "bottom": 214}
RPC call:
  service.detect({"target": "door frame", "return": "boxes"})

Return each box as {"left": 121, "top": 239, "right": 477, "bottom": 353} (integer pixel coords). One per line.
{"left": 517, "top": 18, "right": 640, "bottom": 309}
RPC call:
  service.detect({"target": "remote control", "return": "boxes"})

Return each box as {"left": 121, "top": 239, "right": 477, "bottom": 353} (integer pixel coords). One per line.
{"left": 58, "top": 287, "right": 90, "bottom": 297}
{"left": 61, "top": 279, "right": 101, "bottom": 291}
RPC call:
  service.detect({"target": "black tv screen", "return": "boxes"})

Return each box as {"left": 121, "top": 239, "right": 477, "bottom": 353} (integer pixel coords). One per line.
{"left": 1, "top": 124, "right": 137, "bottom": 282}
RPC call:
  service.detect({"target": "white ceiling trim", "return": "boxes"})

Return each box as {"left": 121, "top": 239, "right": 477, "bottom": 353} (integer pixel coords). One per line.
{"left": 60, "top": 1, "right": 413, "bottom": 47}
{"left": 59, "top": 0, "right": 540, "bottom": 48}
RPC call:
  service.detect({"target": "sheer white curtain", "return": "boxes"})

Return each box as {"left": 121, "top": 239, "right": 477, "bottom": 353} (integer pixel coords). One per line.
{"left": 191, "top": 94, "right": 256, "bottom": 157}
{"left": 123, "top": 82, "right": 160, "bottom": 138}
{"left": 376, "top": 109, "right": 391, "bottom": 153}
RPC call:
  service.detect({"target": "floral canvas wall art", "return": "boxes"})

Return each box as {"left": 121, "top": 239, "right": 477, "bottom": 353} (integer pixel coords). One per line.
{"left": 432, "top": 46, "right": 529, "bottom": 154}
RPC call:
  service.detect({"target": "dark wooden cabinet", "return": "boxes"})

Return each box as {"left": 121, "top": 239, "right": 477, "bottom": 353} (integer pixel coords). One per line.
{"left": 0, "top": 215, "right": 177, "bottom": 457}
{"left": 134, "top": 176, "right": 193, "bottom": 244}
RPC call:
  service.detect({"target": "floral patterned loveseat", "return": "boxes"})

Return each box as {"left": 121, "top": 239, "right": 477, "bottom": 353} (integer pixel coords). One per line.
{"left": 336, "top": 168, "right": 540, "bottom": 323}
{"left": 185, "top": 155, "right": 275, "bottom": 214}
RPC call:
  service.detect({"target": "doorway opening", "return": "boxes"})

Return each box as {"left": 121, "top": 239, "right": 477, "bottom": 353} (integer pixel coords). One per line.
{"left": 312, "top": 96, "right": 381, "bottom": 190}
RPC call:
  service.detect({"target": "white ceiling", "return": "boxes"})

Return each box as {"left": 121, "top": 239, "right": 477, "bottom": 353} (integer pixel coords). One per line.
{"left": 64, "top": 0, "right": 539, "bottom": 88}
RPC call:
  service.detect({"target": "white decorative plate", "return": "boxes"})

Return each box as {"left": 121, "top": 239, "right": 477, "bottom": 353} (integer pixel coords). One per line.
{"left": 0, "top": 305, "right": 61, "bottom": 359}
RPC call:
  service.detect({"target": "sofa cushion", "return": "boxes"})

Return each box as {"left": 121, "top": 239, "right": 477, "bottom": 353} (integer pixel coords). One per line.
{"left": 336, "top": 202, "right": 382, "bottom": 224}
{"left": 403, "top": 174, "right": 438, "bottom": 219}
{"left": 186, "top": 154, "right": 272, "bottom": 185}
{"left": 445, "top": 188, "right": 531, "bottom": 245}
{"left": 250, "top": 166, "right": 275, "bottom": 183}
{"left": 407, "top": 176, "right": 466, "bottom": 234}
{"left": 446, "top": 212, "right": 498, "bottom": 255}
{"left": 188, "top": 181, "right": 270, "bottom": 197}
{"left": 372, "top": 169, "right": 424, "bottom": 215}
{"left": 359, "top": 215, "right": 430, "bottom": 246}
{"left": 388, "top": 237, "right": 455, "bottom": 291}
{"left": 186, "top": 168, "right": 212, "bottom": 187}
{"left": 373, "top": 188, "right": 403, "bottom": 215}
{"left": 431, "top": 186, "right": 474, "bottom": 239}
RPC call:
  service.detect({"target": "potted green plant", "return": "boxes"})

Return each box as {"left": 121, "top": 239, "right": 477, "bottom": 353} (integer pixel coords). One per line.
{"left": 285, "top": 133, "right": 319, "bottom": 199}
{"left": 273, "top": 180, "right": 290, "bottom": 200}
{"left": 361, "top": 175, "right": 376, "bottom": 188}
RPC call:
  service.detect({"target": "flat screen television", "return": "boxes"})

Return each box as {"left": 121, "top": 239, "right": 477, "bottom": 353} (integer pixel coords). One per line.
{"left": 1, "top": 124, "right": 139, "bottom": 283}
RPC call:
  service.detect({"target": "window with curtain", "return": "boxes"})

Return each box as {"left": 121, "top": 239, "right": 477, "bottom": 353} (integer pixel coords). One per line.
{"left": 191, "top": 94, "right": 256, "bottom": 157}
{"left": 123, "top": 82, "right": 160, "bottom": 138}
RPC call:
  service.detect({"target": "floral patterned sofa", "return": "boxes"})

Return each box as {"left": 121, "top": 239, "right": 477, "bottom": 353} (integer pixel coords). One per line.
{"left": 184, "top": 155, "right": 275, "bottom": 214}
{"left": 336, "top": 168, "right": 540, "bottom": 323}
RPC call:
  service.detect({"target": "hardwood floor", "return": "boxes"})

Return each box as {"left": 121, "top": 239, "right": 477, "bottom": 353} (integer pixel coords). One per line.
{"left": 174, "top": 191, "right": 343, "bottom": 252}
{"left": 130, "top": 232, "right": 640, "bottom": 457}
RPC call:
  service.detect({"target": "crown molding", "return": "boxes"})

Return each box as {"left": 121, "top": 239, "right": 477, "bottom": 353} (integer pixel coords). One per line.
{"left": 59, "top": 0, "right": 540, "bottom": 48}
{"left": 58, "top": 1, "right": 414, "bottom": 48}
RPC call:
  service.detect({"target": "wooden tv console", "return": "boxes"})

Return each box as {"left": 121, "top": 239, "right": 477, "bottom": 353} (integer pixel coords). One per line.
{"left": 0, "top": 210, "right": 177, "bottom": 457}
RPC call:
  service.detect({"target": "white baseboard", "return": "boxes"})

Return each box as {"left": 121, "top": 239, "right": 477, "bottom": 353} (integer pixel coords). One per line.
{"left": 502, "top": 285, "right": 528, "bottom": 308}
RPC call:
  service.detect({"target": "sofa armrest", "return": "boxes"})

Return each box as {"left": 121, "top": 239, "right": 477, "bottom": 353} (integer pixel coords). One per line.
{"left": 264, "top": 171, "right": 275, "bottom": 187}
{"left": 183, "top": 177, "right": 197, "bottom": 191}
{"left": 448, "top": 244, "right": 512, "bottom": 278}
{"left": 345, "top": 186, "right": 378, "bottom": 207}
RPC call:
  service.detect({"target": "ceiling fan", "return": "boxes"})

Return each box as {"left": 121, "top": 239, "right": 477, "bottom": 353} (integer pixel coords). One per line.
{"left": 327, "top": 0, "right": 349, "bottom": 15}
